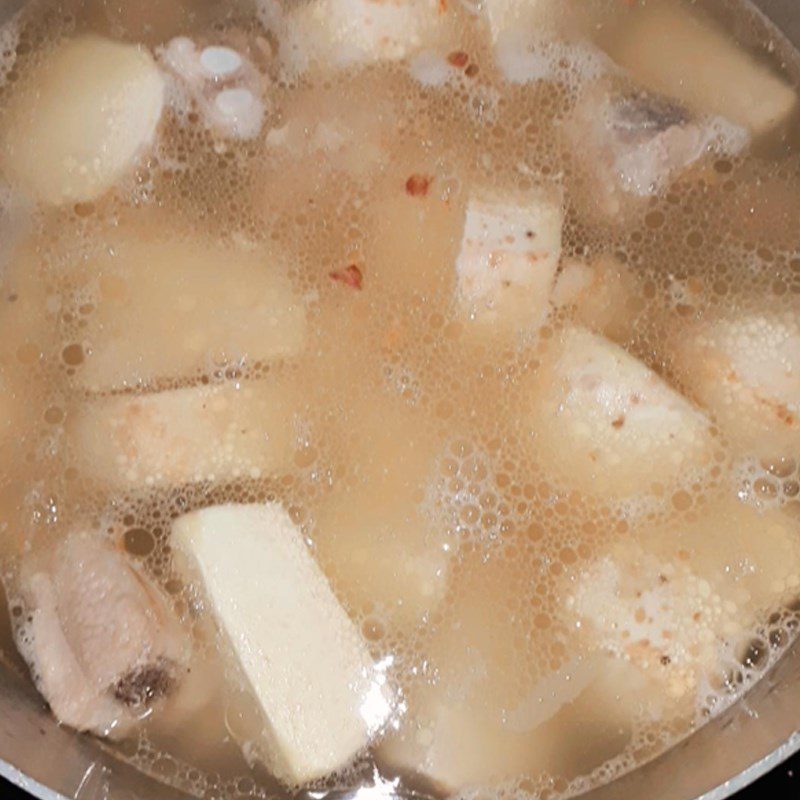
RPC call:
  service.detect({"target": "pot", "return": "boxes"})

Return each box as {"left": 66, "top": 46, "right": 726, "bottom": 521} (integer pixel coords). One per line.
{"left": 1, "top": 1, "right": 800, "bottom": 798}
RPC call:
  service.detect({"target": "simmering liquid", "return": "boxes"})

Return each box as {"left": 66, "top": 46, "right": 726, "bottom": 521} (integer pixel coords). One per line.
{"left": 1, "top": 1, "right": 800, "bottom": 798}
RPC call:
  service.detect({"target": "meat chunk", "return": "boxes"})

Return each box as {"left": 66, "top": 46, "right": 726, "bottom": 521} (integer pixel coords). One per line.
{"left": 171, "top": 503, "right": 393, "bottom": 785}
{"left": 523, "top": 327, "right": 715, "bottom": 502}
{"left": 15, "top": 533, "right": 189, "bottom": 739}
{"left": 159, "top": 37, "right": 268, "bottom": 140}
{"left": 278, "top": 0, "right": 447, "bottom": 73}
{"left": 377, "top": 551, "right": 660, "bottom": 793}
{"left": 568, "top": 500, "right": 800, "bottom": 701}
{"left": 69, "top": 380, "right": 298, "bottom": 489}
{"left": 456, "top": 189, "right": 563, "bottom": 339}
{"left": 550, "top": 255, "right": 642, "bottom": 344}
{"left": 68, "top": 232, "right": 305, "bottom": 392}
{"left": 313, "top": 397, "right": 451, "bottom": 632}
{"left": 670, "top": 312, "right": 800, "bottom": 462}
{"left": 83, "top": 0, "right": 196, "bottom": 46}
{"left": 603, "top": 2, "right": 797, "bottom": 138}
{"left": 569, "top": 84, "right": 748, "bottom": 220}
{"left": 1, "top": 35, "right": 164, "bottom": 205}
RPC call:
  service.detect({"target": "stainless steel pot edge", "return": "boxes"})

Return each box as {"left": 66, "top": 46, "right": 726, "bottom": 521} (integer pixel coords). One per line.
{"left": 0, "top": 760, "right": 67, "bottom": 800}
{"left": 1, "top": 1, "right": 800, "bottom": 799}
{"left": 697, "top": 733, "right": 800, "bottom": 800}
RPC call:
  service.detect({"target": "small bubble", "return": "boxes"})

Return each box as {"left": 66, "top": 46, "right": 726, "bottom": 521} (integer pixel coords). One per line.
{"left": 43, "top": 406, "right": 64, "bottom": 425}
{"left": 61, "top": 343, "right": 84, "bottom": 366}
{"left": 123, "top": 528, "right": 156, "bottom": 557}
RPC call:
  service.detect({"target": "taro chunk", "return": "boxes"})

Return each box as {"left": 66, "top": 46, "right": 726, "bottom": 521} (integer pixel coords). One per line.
{"left": 456, "top": 189, "right": 563, "bottom": 338}
{"left": 280, "top": 0, "right": 446, "bottom": 72}
{"left": 2, "top": 36, "right": 164, "bottom": 205}
{"left": 68, "top": 232, "right": 305, "bottom": 392}
{"left": 378, "top": 551, "right": 660, "bottom": 793}
{"left": 671, "top": 313, "right": 800, "bottom": 462}
{"left": 69, "top": 380, "right": 297, "bottom": 489}
{"left": 524, "top": 327, "right": 715, "bottom": 502}
{"left": 569, "top": 500, "right": 800, "bottom": 700}
{"left": 172, "top": 503, "right": 392, "bottom": 785}
{"left": 605, "top": 2, "right": 797, "bottom": 138}
{"left": 569, "top": 84, "right": 748, "bottom": 220}
{"left": 16, "top": 533, "right": 189, "bottom": 739}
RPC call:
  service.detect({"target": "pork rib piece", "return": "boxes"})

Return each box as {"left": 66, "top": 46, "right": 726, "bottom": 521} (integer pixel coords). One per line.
{"left": 16, "top": 533, "right": 190, "bottom": 739}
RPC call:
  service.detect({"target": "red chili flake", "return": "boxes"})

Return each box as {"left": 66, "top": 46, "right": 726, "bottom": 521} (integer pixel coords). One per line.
{"left": 438, "top": 0, "right": 448, "bottom": 13}
{"left": 446, "top": 50, "right": 469, "bottom": 68}
{"left": 405, "top": 174, "right": 433, "bottom": 197}
{"left": 329, "top": 264, "right": 363, "bottom": 290}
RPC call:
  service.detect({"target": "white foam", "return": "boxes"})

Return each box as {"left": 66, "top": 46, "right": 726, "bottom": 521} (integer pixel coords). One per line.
{"left": 494, "top": 34, "right": 615, "bottom": 89}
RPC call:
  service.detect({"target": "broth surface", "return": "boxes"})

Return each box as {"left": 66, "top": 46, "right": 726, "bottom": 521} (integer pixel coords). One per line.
{"left": 1, "top": 1, "right": 800, "bottom": 799}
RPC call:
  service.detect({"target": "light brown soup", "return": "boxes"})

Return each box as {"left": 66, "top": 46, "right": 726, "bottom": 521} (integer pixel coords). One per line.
{"left": 0, "top": 1, "right": 800, "bottom": 799}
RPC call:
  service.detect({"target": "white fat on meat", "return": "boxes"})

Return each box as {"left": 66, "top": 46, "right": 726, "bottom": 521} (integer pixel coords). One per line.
{"left": 482, "top": 0, "right": 561, "bottom": 42}
{"left": 171, "top": 503, "right": 393, "bottom": 785}
{"left": 160, "top": 37, "right": 267, "bottom": 139}
{"left": 604, "top": 1, "right": 797, "bottom": 138}
{"left": 1, "top": 35, "right": 164, "bottom": 205}
{"left": 670, "top": 312, "right": 800, "bottom": 462}
{"left": 68, "top": 232, "right": 306, "bottom": 392}
{"left": 568, "top": 500, "right": 800, "bottom": 701}
{"left": 456, "top": 189, "right": 563, "bottom": 338}
{"left": 15, "top": 533, "right": 189, "bottom": 739}
{"left": 524, "top": 327, "right": 716, "bottom": 502}
{"left": 378, "top": 552, "right": 661, "bottom": 793}
{"left": 569, "top": 84, "right": 749, "bottom": 220}
{"left": 69, "top": 379, "right": 298, "bottom": 489}
{"left": 278, "top": 0, "right": 447, "bottom": 73}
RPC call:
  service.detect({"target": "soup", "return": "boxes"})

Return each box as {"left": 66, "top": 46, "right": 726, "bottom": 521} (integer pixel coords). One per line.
{"left": 0, "top": 1, "right": 799, "bottom": 798}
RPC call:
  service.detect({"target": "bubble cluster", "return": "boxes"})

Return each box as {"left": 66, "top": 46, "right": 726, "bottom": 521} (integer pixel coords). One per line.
{"left": 0, "top": 1, "right": 798, "bottom": 800}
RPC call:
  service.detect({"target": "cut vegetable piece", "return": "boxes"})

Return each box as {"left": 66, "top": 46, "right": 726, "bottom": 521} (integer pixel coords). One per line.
{"left": 456, "top": 189, "right": 562, "bottom": 338}
{"left": 280, "top": 0, "right": 447, "bottom": 72}
{"left": 69, "top": 380, "right": 296, "bottom": 489}
{"left": 671, "top": 312, "right": 800, "bottom": 462}
{"left": 568, "top": 499, "right": 800, "bottom": 700}
{"left": 16, "top": 533, "right": 189, "bottom": 739}
{"left": 377, "top": 552, "right": 660, "bottom": 792}
{"left": 70, "top": 234, "right": 305, "bottom": 391}
{"left": 568, "top": 82, "right": 748, "bottom": 221}
{"left": 604, "top": 2, "right": 797, "bottom": 137}
{"left": 524, "top": 327, "right": 715, "bottom": 501}
{"left": 484, "top": 0, "right": 620, "bottom": 45}
{"left": 171, "top": 503, "right": 392, "bottom": 785}
{"left": 483, "top": 0, "right": 558, "bottom": 41}
{"left": 2, "top": 35, "right": 164, "bottom": 205}
{"left": 314, "top": 398, "right": 450, "bottom": 632}
{"left": 551, "top": 255, "right": 642, "bottom": 344}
